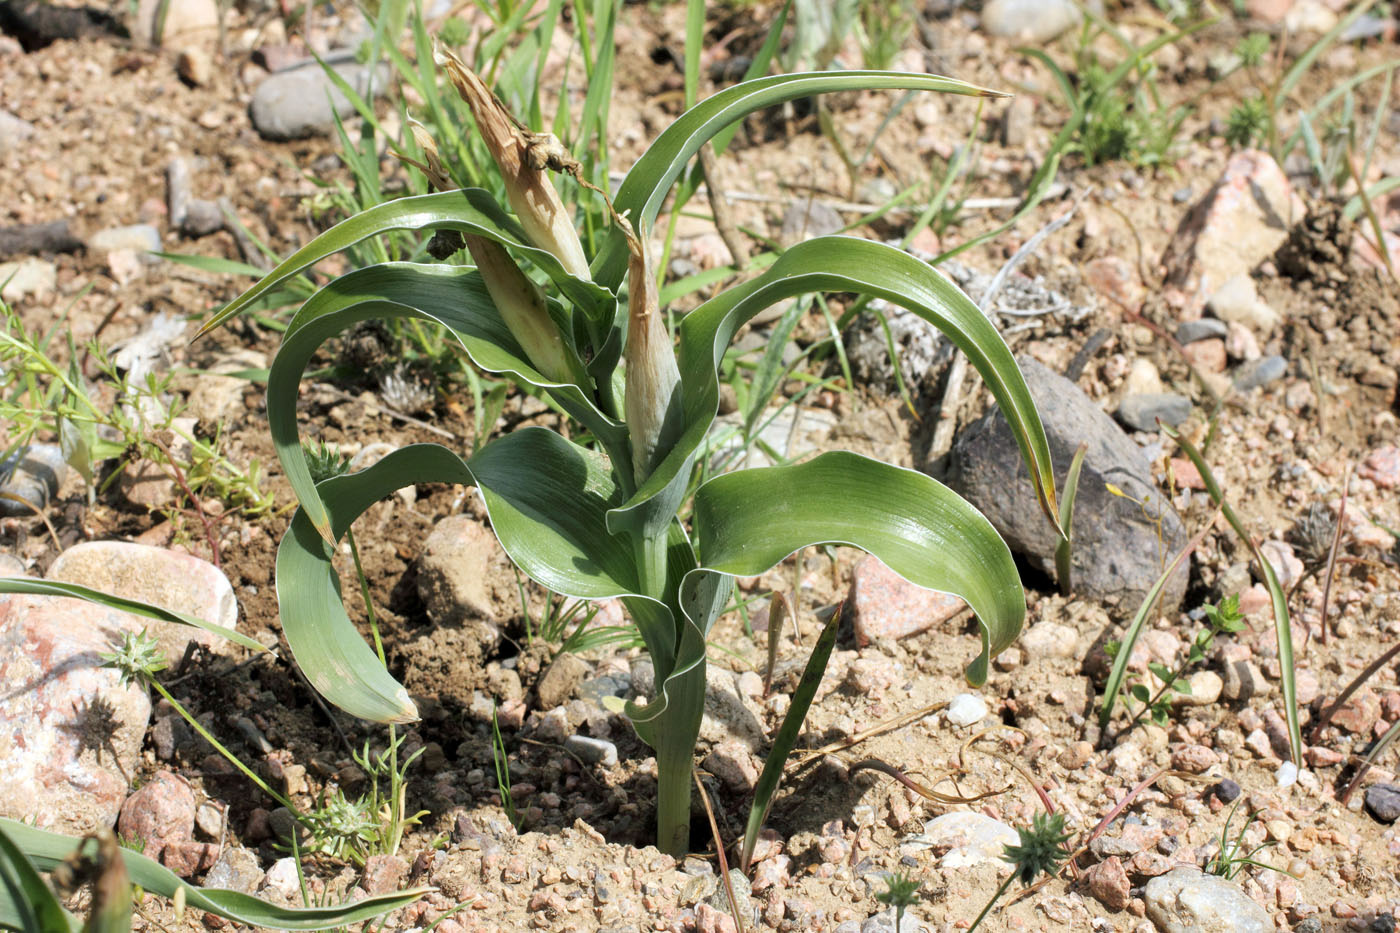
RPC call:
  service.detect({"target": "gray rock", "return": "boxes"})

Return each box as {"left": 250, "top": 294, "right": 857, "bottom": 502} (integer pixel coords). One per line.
{"left": 577, "top": 672, "right": 630, "bottom": 706}
{"left": 203, "top": 846, "right": 264, "bottom": 893}
{"left": 1233, "top": 355, "right": 1287, "bottom": 391}
{"left": 779, "top": 198, "right": 843, "bottom": 245}
{"left": 704, "top": 868, "right": 752, "bottom": 919}
{"left": 0, "top": 443, "right": 66, "bottom": 516}
{"left": 1116, "top": 393, "right": 1192, "bottom": 432}
{"left": 1365, "top": 783, "right": 1400, "bottom": 823}
{"left": 1175, "top": 318, "right": 1229, "bottom": 344}
{"left": 862, "top": 908, "right": 924, "bottom": 933}
{"left": 945, "top": 357, "right": 1189, "bottom": 616}
{"left": 1002, "top": 96, "right": 1035, "bottom": 148}
{"left": 0, "top": 110, "right": 35, "bottom": 156}
{"left": 982, "top": 0, "right": 1102, "bottom": 42}
{"left": 535, "top": 652, "right": 588, "bottom": 710}
{"left": 563, "top": 735, "right": 617, "bottom": 767}
{"left": 250, "top": 62, "right": 391, "bottom": 141}
{"left": 1143, "top": 868, "right": 1272, "bottom": 933}
{"left": 0, "top": 594, "right": 152, "bottom": 835}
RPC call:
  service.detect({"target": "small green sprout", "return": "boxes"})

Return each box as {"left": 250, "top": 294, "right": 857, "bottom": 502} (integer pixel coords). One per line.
{"left": 876, "top": 868, "right": 922, "bottom": 931}
{"left": 1226, "top": 95, "right": 1270, "bottom": 148}
{"left": 303, "top": 441, "right": 352, "bottom": 484}
{"left": 969, "top": 812, "right": 1072, "bottom": 931}
{"left": 101, "top": 630, "right": 168, "bottom": 687}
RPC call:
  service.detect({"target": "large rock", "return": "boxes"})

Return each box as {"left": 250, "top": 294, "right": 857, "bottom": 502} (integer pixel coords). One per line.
{"left": 1164, "top": 150, "right": 1305, "bottom": 304}
{"left": 47, "top": 541, "right": 239, "bottom": 663}
{"left": 945, "top": 357, "right": 1189, "bottom": 616}
{"left": 249, "top": 62, "right": 391, "bottom": 141}
{"left": 1143, "top": 868, "right": 1272, "bottom": 932}
{"left": 981, "top": 0, "right": 1102, "bottom": 43}
{"left": 847, "top": 555, "right": 966, "bottom": 646}
{"left": 0, "top": 594, "right": 152, "bottom": 834}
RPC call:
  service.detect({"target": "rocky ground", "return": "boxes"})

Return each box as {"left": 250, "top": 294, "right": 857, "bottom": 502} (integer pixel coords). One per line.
{"left": 2, "top": 0, "right": 1399, "bottom": 931}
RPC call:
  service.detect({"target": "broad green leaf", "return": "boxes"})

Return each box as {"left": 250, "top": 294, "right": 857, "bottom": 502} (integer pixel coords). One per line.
{"left": 607, "top": 237, "right": 1059, "bottom": 544}
{"left": 692, "top": 451, "right": 1022, "bottom": 685}
{"left": 592, "top": 71, "right": 1007, "bottom": 290}
{"left": 0, "top": 822, "right": 72, "bottom": 933}
{"left": 198, "top": 189, "right": 613, "bottom": 339}
{"left": 0, "top": 578, "right": 268, "bottom": 655}
{"left": 267, "top": 262, "right": 625, "bottom": 540}
{"left": 0, "top": 821, "right": 425, "bottom": 931}
{"left": 278, "top": 434, "right": 678, "bottom": 723}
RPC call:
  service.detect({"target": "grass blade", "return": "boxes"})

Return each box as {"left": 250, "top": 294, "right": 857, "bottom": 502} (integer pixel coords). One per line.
{"left": 2, "top": 820, "right": 425, "bottom": 931}
{"left": 741, "top": 600, "right": 842, "bottom": 871}
{"left": 1163, "top": 425, "right": 1301, "bottom": 765}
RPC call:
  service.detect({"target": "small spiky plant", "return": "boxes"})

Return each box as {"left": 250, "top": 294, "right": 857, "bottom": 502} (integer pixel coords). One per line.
{"left": 968, "top": 812, "right": 1073, "bottom": 931}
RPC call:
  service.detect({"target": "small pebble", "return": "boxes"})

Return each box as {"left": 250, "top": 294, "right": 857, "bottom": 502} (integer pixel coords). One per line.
{"left": 1212, "top": 778, "right": 1241, "bottom": 803}
{"left": 1364, "top": 783, "right": 1400, "bottom": 823}
{"left": 1233, "top": 355, "right": 1287, "bottom": 391}
{"left": 1176, "top": 318, "right": 1229, "bottom": 344}
{"left": 563, "top": 735, "right": 618, "bottom": 767}
{"left": 945, "top": 693, "right": 988, "bottom": 727}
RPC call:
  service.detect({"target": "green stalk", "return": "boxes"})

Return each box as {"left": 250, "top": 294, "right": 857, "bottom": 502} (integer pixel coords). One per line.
{"left": 147, "top": 679, "right": 299, "bottom": 816}
{"left": 967, "top": 873, "right": 1016, "bottom": 932}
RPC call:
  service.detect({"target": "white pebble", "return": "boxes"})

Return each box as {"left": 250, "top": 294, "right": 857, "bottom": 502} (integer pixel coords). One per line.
{"left": 1276, "top": 761, "right": 1298, "bottom": 788}
{"left": 946, "top": 693, "right": 988, "bottom": 727}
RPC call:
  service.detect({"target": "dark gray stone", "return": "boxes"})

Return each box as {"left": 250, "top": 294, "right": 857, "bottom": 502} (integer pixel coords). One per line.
{"left": 0, "top": 444, "right": 65, "bottom": 516}
{"left": 1212, "top": 778, "right": 1241, "bottom": 803}
{"left": 1116, "top": 393, "right": 1193, "bottom": 432}
{"left": 1365, "top": 783, "right": 1400, "bottom": 824}
{"left": 1233, "top": 355, "right": 1287, "bottom": 391}
{"left": 249, "top": 62, "right": 390, "bottom": 141}
{"left": 1176, "top": 318, "right": 1228, "bottom": 344}
{"left": 945, "top": 357, "right": 1189, "bottom": 617}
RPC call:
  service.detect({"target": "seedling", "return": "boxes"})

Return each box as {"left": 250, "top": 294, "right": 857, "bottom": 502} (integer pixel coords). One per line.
{"left": 1107, "top": 594, "right": 1244, "bottom": 732}
{"left": 876, "top": 867, "right": 923, "bottom": 932}
{"left": 968, "top": 812, "right": 1072, "bottom": 931}
{"left": 200, "top": 50, "right": 1063, "bottom": 857}
{"left": 1204, "top": 801, "right": 1289, "bottom": 881}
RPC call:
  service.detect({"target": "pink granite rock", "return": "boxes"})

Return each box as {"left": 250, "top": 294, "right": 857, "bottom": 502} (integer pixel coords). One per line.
{"left": 846, "top": 555, "right": 966, "bottom": 647}
{"left": 0, "top": 594, "right": 151, "bottom": 834}
{"left": 47, "top": 541, "right": 238, "bottom": 662}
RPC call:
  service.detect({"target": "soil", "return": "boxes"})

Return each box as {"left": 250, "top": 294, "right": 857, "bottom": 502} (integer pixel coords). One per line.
{"left": 3, "top": 1, "right": 1400, "bottom": 931}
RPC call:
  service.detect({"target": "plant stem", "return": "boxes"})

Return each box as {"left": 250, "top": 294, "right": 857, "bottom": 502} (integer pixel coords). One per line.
{"left": 147, "top": 678, "right": 300, "bottom": 817}
{"left": 967, "top": 873, "right": 1015, "bottom": 932}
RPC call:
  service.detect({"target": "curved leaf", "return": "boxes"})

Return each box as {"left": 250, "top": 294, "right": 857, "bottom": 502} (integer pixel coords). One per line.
{"left": 1, "top": 820, "right": 425, "bottom": 931}
{"left": 692, "top": 451, "right": 1022, "bottom": 684}
{"left": 0, "top": 822, "right": 73, "bottom": 933}
{"left": 266, "top": 262, "right": 625, "bottom": 540}
{"left": 198, "top": 189, "right": 613, "bottom": 338}
{"left": 606, "top": 236, "right": 1059, "bottom": 544}
{"left": 278, "top": 433, "right": 669, "bottom": 723}
{"left": 0, "top": 578, "right": 268, "bottom": 655}
{"left": 592, "top": 71, "right": 1007, "bottom": 289}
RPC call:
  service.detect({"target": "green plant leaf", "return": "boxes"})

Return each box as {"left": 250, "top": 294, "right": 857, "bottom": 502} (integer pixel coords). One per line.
{"left": 277, "top": 433, "right": 675, "bottom": 723}
{"left": 592, "top": 71, "right": 1007, "bottom": 290}
{"left": 0, "top": 822, "right": 73, "bottom": 933}
{"left": 693, "top": 451, "right": 1022, "bottom": 685}
{"left": 265, "top": 262, "right": 625, "bottom": 541}
{"left": 198, "top": 189, "right": 613, "bottom": 339}
{"left": 607, "top": 236, "right": 1059, "bottom": 546}
{"left": 0, "top": 578, "right": 268, "bottom": 655}
{"left": 0, "top": 820, "right": 425, "bottom": 931}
